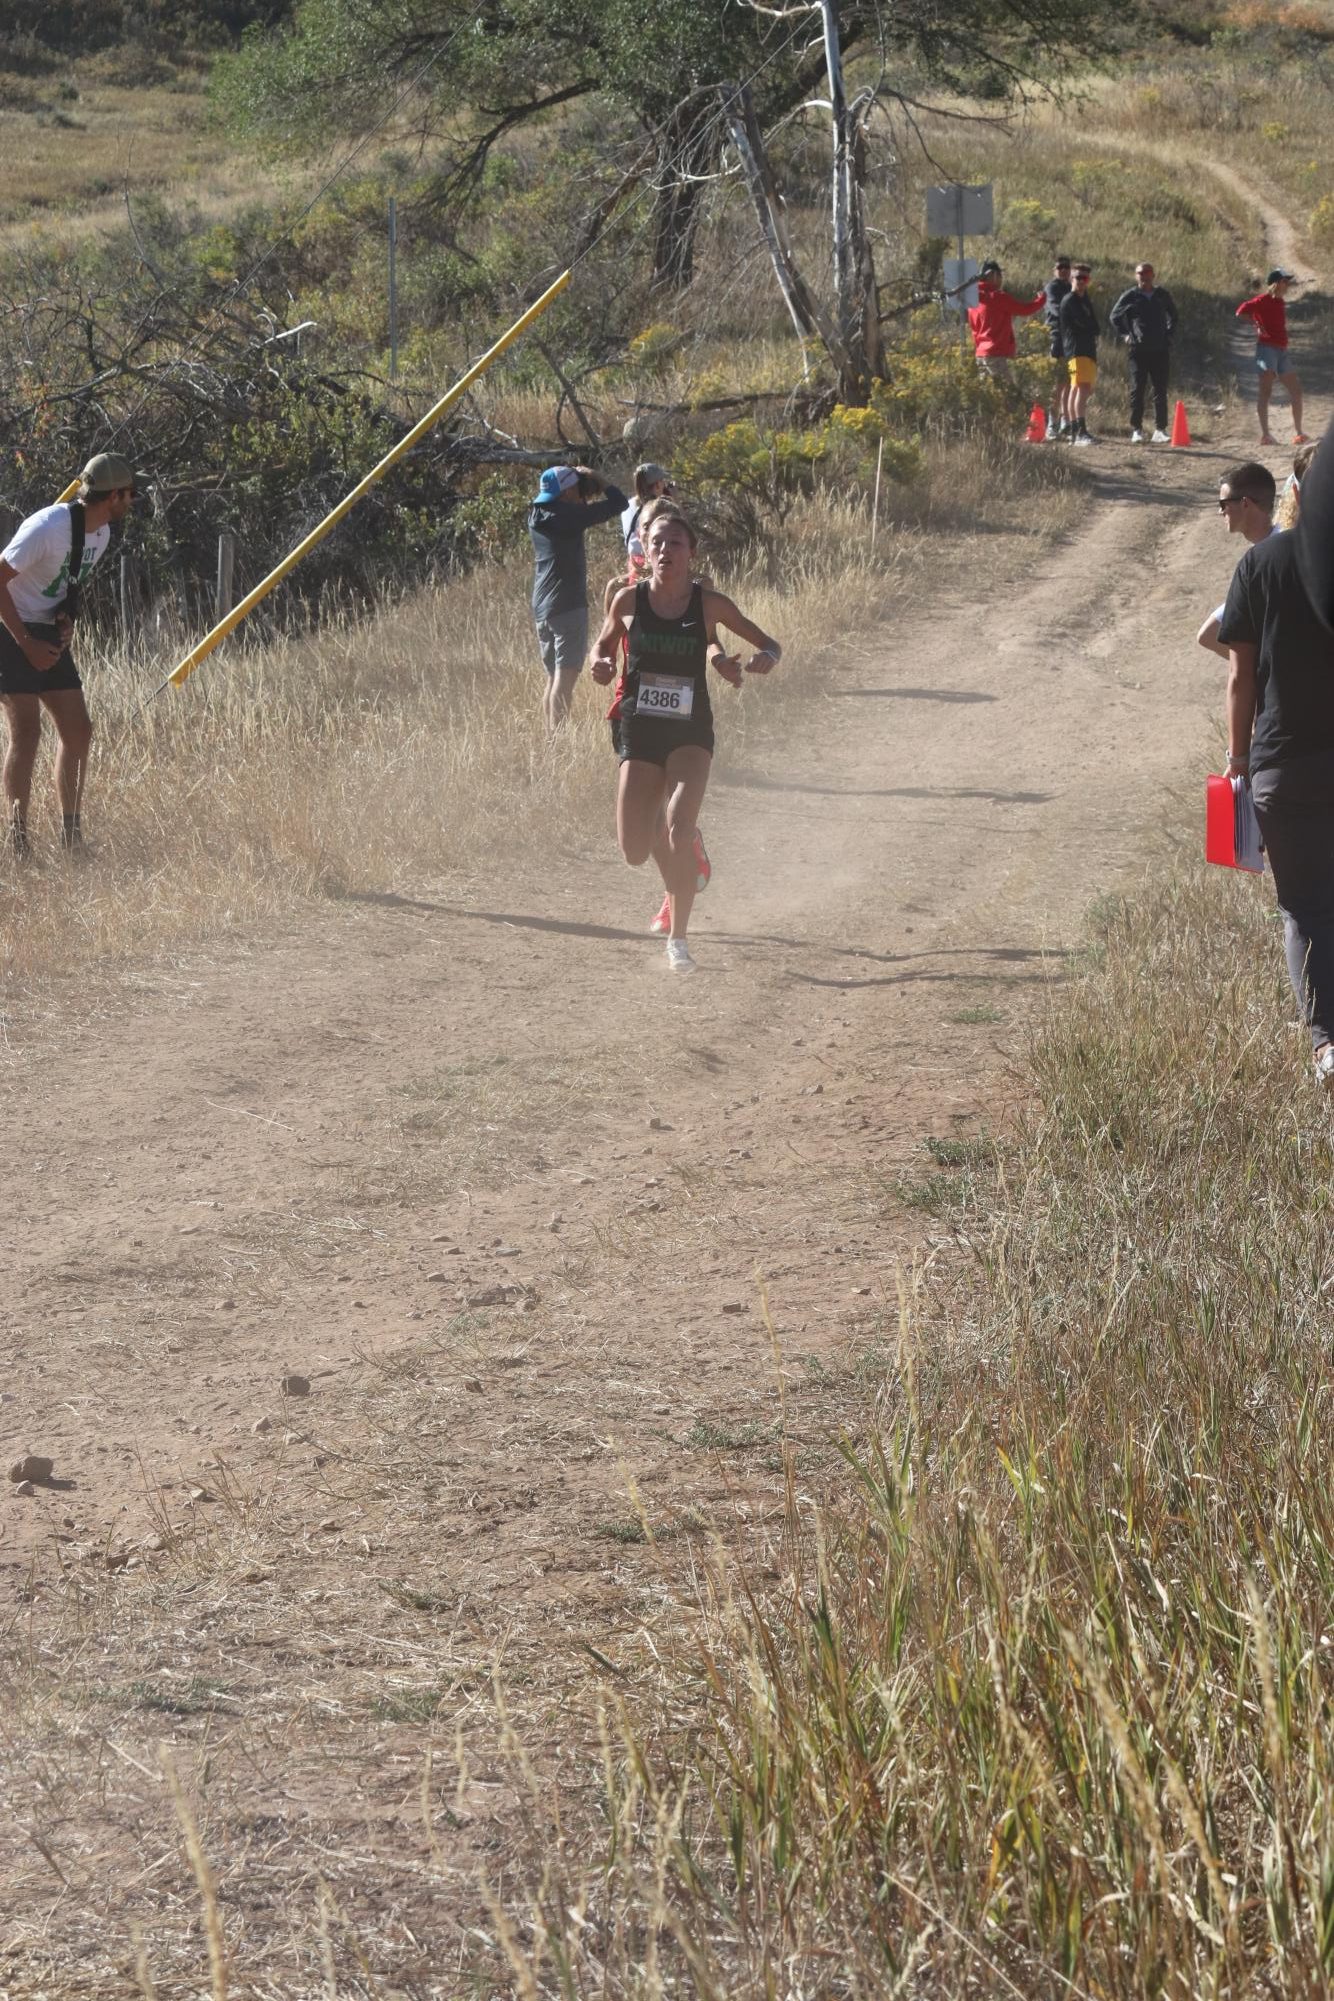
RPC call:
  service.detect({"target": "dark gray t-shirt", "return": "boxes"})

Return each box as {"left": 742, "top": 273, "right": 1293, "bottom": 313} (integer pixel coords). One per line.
{"left": 529, "top": 487, "right": 627, "bottom": 620}
{"left": 1219, "top": 528, "right": 1334, "bottom": 774}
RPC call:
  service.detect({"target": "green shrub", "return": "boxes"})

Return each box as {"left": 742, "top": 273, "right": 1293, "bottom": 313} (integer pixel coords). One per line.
{"left": 1309, "top": 193, "right": 1334, "bottom": 244}
{"left": 676, "top": 412, "right": 922, "bottom": 546}
{"left": 870, "top": 322, "right": 1050, "bottom": 432}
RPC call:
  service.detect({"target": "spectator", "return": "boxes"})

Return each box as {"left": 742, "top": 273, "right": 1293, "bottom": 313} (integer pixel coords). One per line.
{"left": 0, "top": 450, "right": 145, "bottom": 854}
{"left": 529, "top": 463, "right": 628, "bottom": 731}
{"left": 1109, "top": 260, "right": 1178, "bottom": 443}
{"left": 1058, "top": 264, "right": 1100, "bottom": 446}
{"left": 1296, "top": 418, "right": 1334, "bottom": 630}
{"left": 1044, "top": 255, "right": 1074, "bottom": 439}
{"left": 1276, "top": 439, "right": 1319, "bottom": 533}
{"left": 1197, "top": 461, "right": 1278, "bottom": 659}
{"left": 621, "top": 464, "right": 673, "bottom": 572}
{"left": 1218, "top": 474, "right": 1334, "bottom": 1088}
{"left": 1236, "top": 270, "right": 1309, "bottom": 447}
{"left": 966, "top": 260, "right": 1045, "bottom": 382}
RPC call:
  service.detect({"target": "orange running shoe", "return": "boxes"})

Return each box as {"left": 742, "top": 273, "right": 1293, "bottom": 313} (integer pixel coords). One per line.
{"left": 693, "top": 828, "right": 711, "bottom": 892}
{"left": 650, "top": 893, "right": 672, "bottom": 935}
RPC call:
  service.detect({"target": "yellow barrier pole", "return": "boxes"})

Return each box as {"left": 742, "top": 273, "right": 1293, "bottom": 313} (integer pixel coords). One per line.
{"left": 164, "top": 268, "right": 572, "bottom": 690}
{"left": 56, "top": 479, "right": 82, "bottom": 502}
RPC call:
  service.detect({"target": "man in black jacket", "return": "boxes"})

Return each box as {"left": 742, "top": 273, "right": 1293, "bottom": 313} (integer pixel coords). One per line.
{"left": 529, "top": 464, "right": 628, "bottom": 731}
{"left": 1043, "top": 255, "right": 1073, "bottom": 439}
{"left": 1057, "top": 265, "right": 1100, "bottom": 446}
{"left": 1109, "top": 262, "right": 1178, "bottom": 443}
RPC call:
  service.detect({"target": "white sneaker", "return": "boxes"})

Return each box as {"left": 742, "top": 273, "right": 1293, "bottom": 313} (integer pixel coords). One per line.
{"left": 1130, "top": 429, "right": 1145, "bottom": 443}
{"left": 1074, "top": 431, "right": 1093, "bottom": 447}
{"left": 1316, "top": 1045, "right": 1334, "bottom": 1089}
{"left": 1151, "top": 428, "right": 1170, "bottom": 443}
{"left": 666, "top": 938, "right": 696, "bottom": 974}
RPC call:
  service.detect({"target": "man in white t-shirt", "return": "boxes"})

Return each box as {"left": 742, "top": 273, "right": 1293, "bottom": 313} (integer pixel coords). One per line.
{"left": 0, "top": 450, "right": 144, "bottom": 852}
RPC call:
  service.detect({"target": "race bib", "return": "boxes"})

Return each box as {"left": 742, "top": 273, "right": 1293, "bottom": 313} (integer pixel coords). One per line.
{"left": 635, "top": 673, "right": 694, "bottom": 719}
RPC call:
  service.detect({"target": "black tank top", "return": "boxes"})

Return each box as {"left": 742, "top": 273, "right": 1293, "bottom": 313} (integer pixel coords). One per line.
{"left": 624, "top": 581, "right": 712, "bottom": 728}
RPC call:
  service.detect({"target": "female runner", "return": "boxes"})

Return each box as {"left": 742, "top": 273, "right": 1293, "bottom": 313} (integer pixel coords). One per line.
{"left": 602, "top": 494, "right": 714, "bottom": 928}
{"left": 590, "top": 507, "right": 781, "bottom": 972}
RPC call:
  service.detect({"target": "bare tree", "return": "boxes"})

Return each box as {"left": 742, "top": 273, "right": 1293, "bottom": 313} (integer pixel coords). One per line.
{"left": 724, "top": 1, "right": 883, "bottom": 402}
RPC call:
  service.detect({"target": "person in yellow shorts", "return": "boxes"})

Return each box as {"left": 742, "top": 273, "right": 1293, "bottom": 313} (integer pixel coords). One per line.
{"left": 1057, "top": 265, "right": 1100, "bottom": 446}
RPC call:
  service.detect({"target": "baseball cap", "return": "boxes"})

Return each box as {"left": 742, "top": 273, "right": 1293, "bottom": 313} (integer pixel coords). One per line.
{"left": 979, "top": 259, "right": 1002, "bottom": 279}
{"left": 80, "top": 451, "right": 148, "bottom": 494}
{"left": 534, "top": 465, "right": 580, "bottom": 503}
{"left": 1054, "top": 254, "right": 1071, "bottom": 267}
{"left": 636, "top": 462, "right": 670, "bottom": 486}
{"left": 1267, "top": 267, "right": 1296, "bottom": 284}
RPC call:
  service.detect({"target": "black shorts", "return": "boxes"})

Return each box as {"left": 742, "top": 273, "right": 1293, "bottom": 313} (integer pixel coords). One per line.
{"left": 612, "top": 716, "right": 715, "bottom": 767}
{"left": 0, "top": 623, "right": 82, "bottom": 697}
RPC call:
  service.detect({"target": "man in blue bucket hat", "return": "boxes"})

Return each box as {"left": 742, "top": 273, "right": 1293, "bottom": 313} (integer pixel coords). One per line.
{"left": 529, "top": 462, "right": 628, "bottom": 730}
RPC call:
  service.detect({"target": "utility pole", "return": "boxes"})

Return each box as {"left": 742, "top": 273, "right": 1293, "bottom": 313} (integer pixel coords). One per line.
{"left": 388, "top": 195, "right": 399, "bottom": 382}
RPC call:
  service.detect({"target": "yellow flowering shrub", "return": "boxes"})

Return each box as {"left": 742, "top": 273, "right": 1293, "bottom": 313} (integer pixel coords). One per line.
{"left": 1309, "top": 194, "right": 1334, "bottom": 245}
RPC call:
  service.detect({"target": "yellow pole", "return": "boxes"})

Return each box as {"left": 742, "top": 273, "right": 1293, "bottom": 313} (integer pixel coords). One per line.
{"left": 56, "top": 479, "right": 81, "bottom": 503}
{"left": 164, "top": 268, "right": 572, "bottom": 689}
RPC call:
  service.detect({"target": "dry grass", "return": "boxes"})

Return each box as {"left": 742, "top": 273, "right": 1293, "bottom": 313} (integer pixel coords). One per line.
{"left": 0, "top": 56, "right": 278, "bottom": 232}
{"left": 0, "top": 438, "right": 1080, "bottom": 997}
{"left": 489, "top": 839, "right": 1334, "bottom": 1998}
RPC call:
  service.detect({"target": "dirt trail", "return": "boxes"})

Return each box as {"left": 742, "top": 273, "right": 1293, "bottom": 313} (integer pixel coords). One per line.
{"left": 0, "top": 177, "right": 1323, "bottom": 1988}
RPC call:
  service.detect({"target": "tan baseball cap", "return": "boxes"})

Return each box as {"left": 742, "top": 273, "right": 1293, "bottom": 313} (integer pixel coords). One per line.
{"left": 80, "top": 451, "right": 149, "bottom": 494}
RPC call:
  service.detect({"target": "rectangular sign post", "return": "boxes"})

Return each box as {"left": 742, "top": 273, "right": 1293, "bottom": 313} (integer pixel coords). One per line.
{"left": 927, "top": 184, "right": 994, "bottom": 348}
{"left": 943, "top": 257, "right": 979, "bottom": 311}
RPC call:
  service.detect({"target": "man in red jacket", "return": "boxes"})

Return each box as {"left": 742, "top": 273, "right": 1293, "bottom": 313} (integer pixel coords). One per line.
{"left": 1237, "top": 269, "right": 1310, "bottom": 447}
{"left": 967, "top": 260, "right": 1046, "bottom": 381}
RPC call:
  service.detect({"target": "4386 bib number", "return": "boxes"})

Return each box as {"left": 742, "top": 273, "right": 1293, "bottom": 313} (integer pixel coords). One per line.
{"left": 635, "top": 673, "right": 694, "bottom": 719}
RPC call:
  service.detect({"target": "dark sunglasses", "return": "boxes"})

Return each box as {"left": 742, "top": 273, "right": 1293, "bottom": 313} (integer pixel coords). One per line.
{"left": 1218, "top": 494, "right": 1248, "bottom": 510}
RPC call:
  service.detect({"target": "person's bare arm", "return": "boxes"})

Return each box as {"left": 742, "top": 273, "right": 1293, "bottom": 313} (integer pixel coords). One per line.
{"left": 1197, "top": 612, "right": 1229, "bottom": 660}
{"left": 1226, "top": 643, "right": 1258, "bottom": 772}
{"left": 591, "top": 585, "right": 635, "bottom": 684}
{"left": 703, "top": 590, "right": 781, "bottom": 682}
{"left": 0, "top": 560, "right": 60, "bottom": 671}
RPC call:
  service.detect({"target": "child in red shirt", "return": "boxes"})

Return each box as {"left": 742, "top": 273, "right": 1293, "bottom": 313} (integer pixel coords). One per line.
{"left": 1237, "top": 270, "right": 1309, "bottom": 447}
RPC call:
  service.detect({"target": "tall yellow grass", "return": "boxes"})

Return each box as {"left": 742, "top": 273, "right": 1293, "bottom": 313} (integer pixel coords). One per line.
{"left": 0, "top": 442, "right": 1079, "bottom": 990}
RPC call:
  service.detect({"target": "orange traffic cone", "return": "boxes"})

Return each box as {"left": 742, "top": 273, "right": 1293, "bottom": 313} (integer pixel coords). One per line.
{"left": 1170, "top": 399, "right": 1191, "bottom": 448}
{"left": 1024, "top": 402, "right": 1046, "bottom": 443}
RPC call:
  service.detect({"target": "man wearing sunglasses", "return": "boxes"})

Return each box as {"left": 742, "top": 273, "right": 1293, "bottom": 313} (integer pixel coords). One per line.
{"left": 1057, "top": 265, "right": 1100, "bottom": 445}
{"left": 0, "top": 450, "right": 145, "bottom": 854}
{"left": 1197, "top": 461, "right": 1277, "bottom": 659}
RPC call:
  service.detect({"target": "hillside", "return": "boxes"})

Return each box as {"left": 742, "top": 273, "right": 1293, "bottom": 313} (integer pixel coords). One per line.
{"left": 2, "top": 5, "right": 1334, "bottom": 1995}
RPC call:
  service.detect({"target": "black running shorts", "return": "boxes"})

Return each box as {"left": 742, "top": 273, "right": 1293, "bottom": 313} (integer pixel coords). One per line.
{"left": 612, "top": 716, "right": 714, "bottom": 767}
{"left": 0, "top": 623, "right": 82, "bottom": 696}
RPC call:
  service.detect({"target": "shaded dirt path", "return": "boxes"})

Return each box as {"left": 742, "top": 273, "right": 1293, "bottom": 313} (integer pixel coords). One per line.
{"left": 0, "top": 208, "right": 1323, "bottom": 1992}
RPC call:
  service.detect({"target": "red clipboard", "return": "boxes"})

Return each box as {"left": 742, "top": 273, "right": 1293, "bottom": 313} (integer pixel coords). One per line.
{"left": 1206, "top": 773, "right": 1264, "bottom": 873}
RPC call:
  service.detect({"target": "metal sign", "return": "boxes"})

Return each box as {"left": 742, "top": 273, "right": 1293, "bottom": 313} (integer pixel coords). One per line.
{"left": 943, "top": 257, "right": 979, "bottom": 311}
{"left": 926, "top": 183, "right": 994, "bottom": 238}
